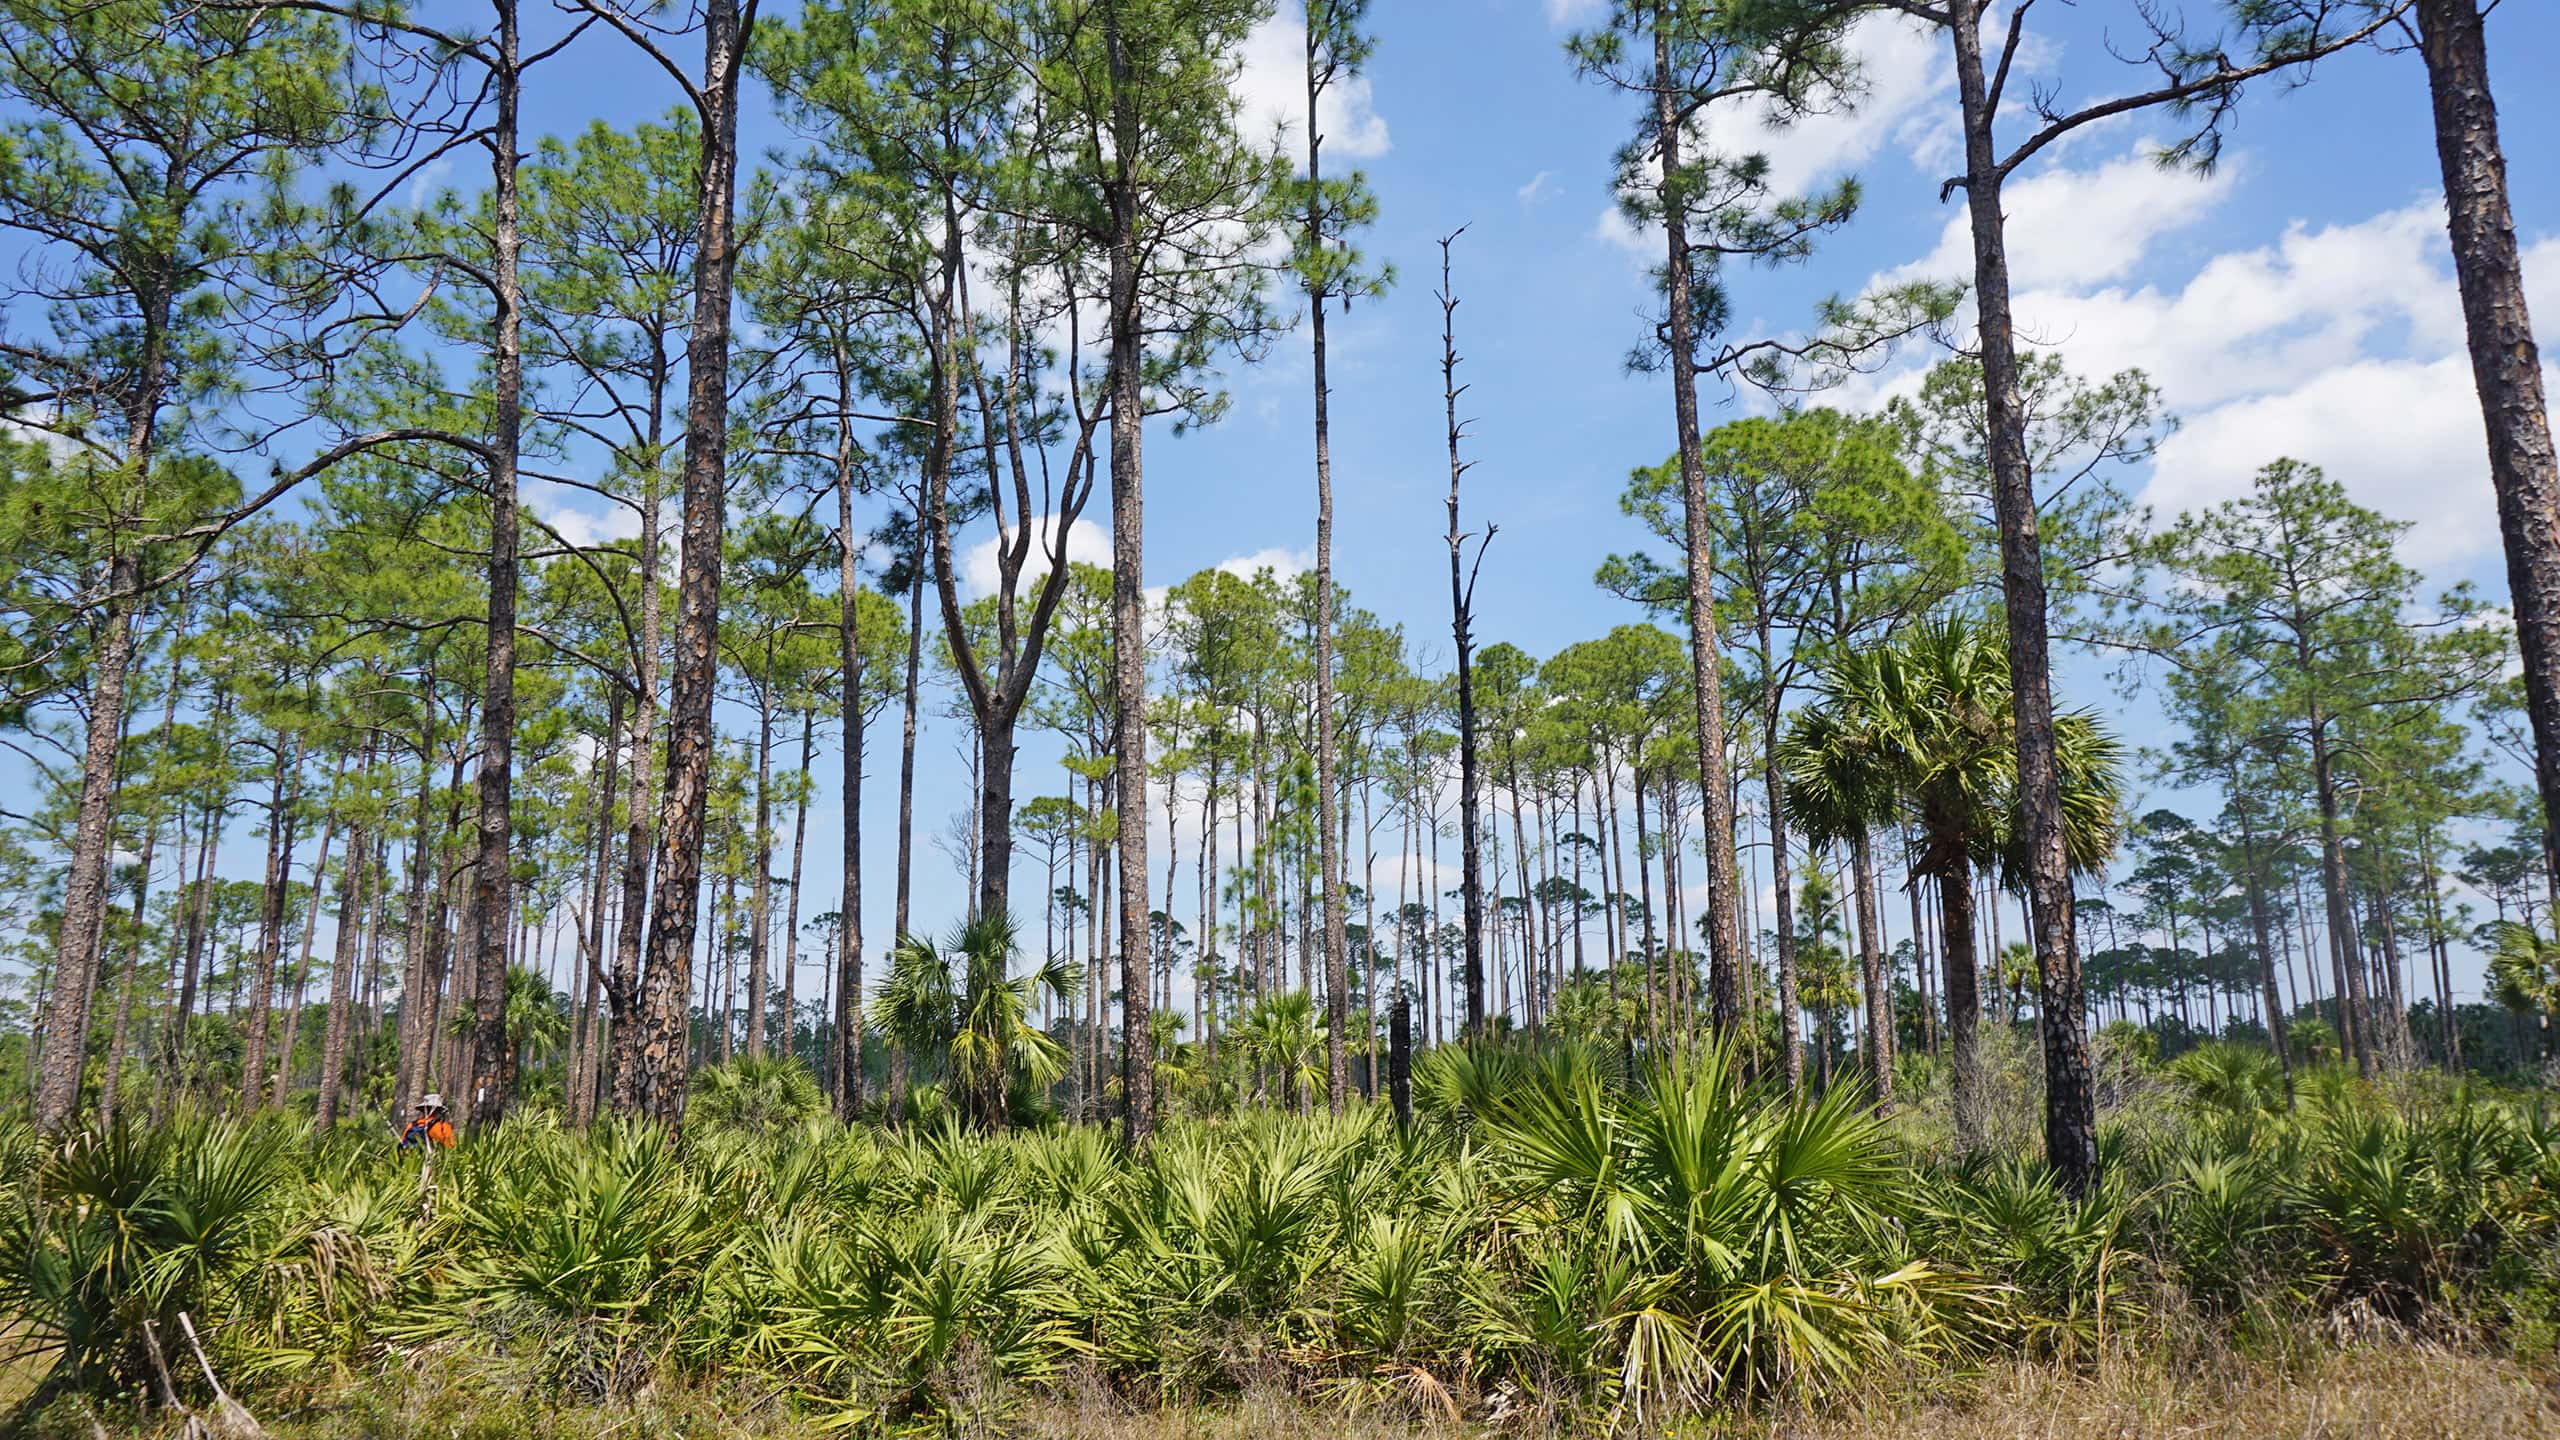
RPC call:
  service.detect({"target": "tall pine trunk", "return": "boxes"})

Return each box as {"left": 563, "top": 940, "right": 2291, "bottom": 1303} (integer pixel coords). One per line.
{"left": 634, "top": 0, "right": 751, "bottom": 1125}
{"left": 835, "top": 422, "right": 869, "bottom": 1117}
{"left": 467, "top": 0, "right": 527, "bottom": 1130}
{"left": 1947, "top": 8, "right": 2096, "bottom": 1194}
{"left": 607, "top": 461, "right": 662, "bottom": 1114}
{"left": 1648, "top": 18, "right": 1746, "bottom": 1040}
{"left": 2417, "top": 0, "right": 2560, "bottom": 905}
{"left": 1104, "top": 0, "right": 1153, "bottom": 1153}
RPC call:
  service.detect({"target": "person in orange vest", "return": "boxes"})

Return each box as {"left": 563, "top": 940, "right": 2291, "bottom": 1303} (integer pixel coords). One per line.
{"left": 399, "top": 1094, "right": 456, "bottom": 1150}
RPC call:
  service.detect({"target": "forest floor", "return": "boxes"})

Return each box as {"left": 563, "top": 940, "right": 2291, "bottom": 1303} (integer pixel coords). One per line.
{"left": 74, "top": 1332, "right": 2557, "bottom": 1440}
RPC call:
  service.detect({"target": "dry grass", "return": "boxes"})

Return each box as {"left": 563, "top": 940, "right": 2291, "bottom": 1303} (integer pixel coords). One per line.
{"left": 1006, "top": 1340, "right": 2560, "bottom": 1440}
{"left": 60, "top": 1334, "right": 2557, "bottom": 1440}
{"left": 1752, "top": 1342, "right": 2560, "bottom": 1440}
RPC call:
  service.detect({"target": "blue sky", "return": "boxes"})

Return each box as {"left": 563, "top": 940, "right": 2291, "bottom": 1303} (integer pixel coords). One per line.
{"left": 15, "top": 0, "right": 2560, "bottom": 1023}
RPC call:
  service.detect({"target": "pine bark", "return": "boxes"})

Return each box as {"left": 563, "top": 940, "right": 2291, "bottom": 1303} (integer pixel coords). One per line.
{"left": 466, "top": 0, "right": 526, "bottom": 1130}
{"left": 633, "top": 0, "right": 751, "bottom": 1125}
{"left": 2416, "top": 0, "right": 2560, "bottom": 908}
{"left": 1946, "top": 7, "right": 2096, "bottom": 1194}
{"left": 1103, "top": 0, "right": 1154, "bottom": 1153}
{"left": 834, "top": 418, "right": 869, "bottom": 1117}
{"left": 1648, "top": 19, "right": 1747, "bottom": 1040}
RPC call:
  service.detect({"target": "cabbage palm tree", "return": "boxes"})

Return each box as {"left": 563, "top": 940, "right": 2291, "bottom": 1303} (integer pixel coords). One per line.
{"left": 876, "top": 914, "right": 1080, "bottom": 1130}
{"left": 1232, "top": 990, "right": 1328, "bottom": 1113}
{"left": 2487, "top": 921, "right": 2560, "bottom": 1064}
{"left": 1779, "top": 617, "right": 2123, "bottom": 1147}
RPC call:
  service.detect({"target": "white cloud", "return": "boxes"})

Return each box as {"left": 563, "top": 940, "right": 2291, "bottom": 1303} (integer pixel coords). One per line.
{"left": 1888, "top": 145, "right": 2240, "bottom": 293}
{"left": 1233, "top": 15, "right": 1390, "bottom": 162}
{"left": 1593, "top": 203, "right": 1652, "bottom": 257}
{"left": 532, "top": 489, "right": 643, "bottom": 551}
{"left": 961, "top": 512, "right": 1110, "bottom": 597}
{"left": 1843, "top": 123, "right": 2560, "bottom": 574}
{"left": 1589, "top": 17, "right": 1952, "bottom": 263}
{"left": 1744, "top": 14, "right": 1952, "bottom": 198}
{"left": 2146, "top": 353, "right": 2509, "bottom": 569}
{"left": 1517, "top": 170, "right": 1559, "bottom": 208}
{"left": 406, "top": 156, "right": 453, "bottom": 210}
{"left": 1215, "top": 546, "right": 1310, "bottom": 582}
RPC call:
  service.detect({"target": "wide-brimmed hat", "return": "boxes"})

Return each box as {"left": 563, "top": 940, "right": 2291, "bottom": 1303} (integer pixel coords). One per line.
{"left": 417, "top": 1093, "right": 444, "bottom": 1110}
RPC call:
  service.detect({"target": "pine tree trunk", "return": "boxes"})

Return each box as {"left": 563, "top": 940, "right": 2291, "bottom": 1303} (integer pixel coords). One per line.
{"left": 1647, "top": 19, "right": 1747, "bottom": 1041}
{"left": 1306, "top": 33, "right": 1350, "bottom": 1111}
{"left": 241, "top": 737, "right": 304, "bottom": 1112}
{"left": 1763, "top": 692, "right": 1802, "bottom": 1088}
{"left": 1103, "top": 0, "right": 1153, "bottom": 1154}
{"left": 467, "top": 0, "right": 526, "bottom": 1131}
{"left": 747, "top": 690, "right": 773, "bottom": 1058}
{"left": 634, "top": 0, "right": 750, "bottom": 1126}
{"left": 316, "top": 809, "right": 373, "bottom": 1131}
{"left": 2417, "top": 0, "right": 2560, "bottom": 913}
{"left": 569, "top": 690, "right": 623, "bottom": 1126}
{"left": 277, "top": 811, "right": 339, "bottom": 1105}
{"left": 2234, "top": 808, "right": 2293, "bottom": 1085}
{"left": 782, "top": 707, "right": 812, "bottom": 1066}
{"left": 1440, "top": 236, "right": 1490, "bottom": 1043}
{"left": 37, "top": 549, "right": 143, "bottom": 1133}
{"left": 607, "top": 469, "right": 662, "bottom": 1115}
{"left": 1947, "top": 7, "right": 2096, "bottom": 1194}
{"left": 835, "top": 439, "right": 868, "bottom": 1117}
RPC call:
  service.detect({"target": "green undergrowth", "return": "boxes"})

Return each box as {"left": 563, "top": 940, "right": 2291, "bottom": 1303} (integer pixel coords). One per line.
{"left": 7, "top": 1039, "right": 2560, "bottom": 1437}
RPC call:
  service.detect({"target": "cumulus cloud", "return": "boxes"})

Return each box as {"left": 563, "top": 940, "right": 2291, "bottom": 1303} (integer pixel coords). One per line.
{"left": 1745, "top": 14, "right": 1953, "bottom": 198}
{"left": 532, "top": 489, "right": 643, "bottom": 551}
{"left": 961, "top": 513, "right": 1111, "bottom": 597}
{"left": 1233, "top": 14, "right": 1390, "bottom": 161}
{"left": 2147, "top": 354, "right": 2509, "bottom": 569}
{"left": 1216, "top": 546, "right": 1310, "bottom": 582}
{"left": 1587, "top": 17, "right": 1955, "bottom": 262}
{"left": 1860, "top": 135, "right": 2559, "bottom": 570}
{"left": 1888, "top": 145, "right": 2240, "bottom": 293}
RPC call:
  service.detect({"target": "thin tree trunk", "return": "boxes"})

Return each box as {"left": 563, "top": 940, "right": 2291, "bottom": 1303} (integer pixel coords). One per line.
{"left": 1438, "top": 231, "right": 1490, "bottom": 1041}
{"left": 1938, "top": 852, "right": 1983, "bottom": 1148}
{"left": 747, "top": 690, "right": 774, "bottom": 1058}
{"left": 834, "top": 407, "right": 869, "bottom": 1117}
{"left": 606, "top": 460, "right": 663, "bottom": 1115}
{"left": 1850, "top": 826, "right": 1892, "bottom": 1110}
{"left": 782, "top": 707, "right": 813, "bottom": 1066}
{"left": 276, "top": 809, "right": 339, "bottom": 1104}
{"left": 241, "top": 737, "right": 305, "bottom": 1111}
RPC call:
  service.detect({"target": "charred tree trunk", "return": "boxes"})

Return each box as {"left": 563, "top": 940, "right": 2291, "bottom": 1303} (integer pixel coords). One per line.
{"left": 1438, "top": 230, "right": 1491, "bottom": 1041}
